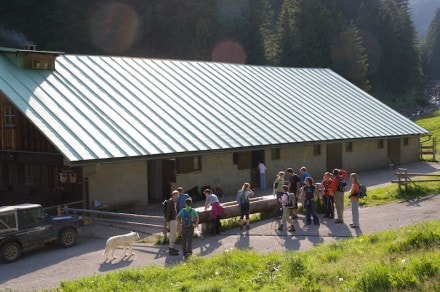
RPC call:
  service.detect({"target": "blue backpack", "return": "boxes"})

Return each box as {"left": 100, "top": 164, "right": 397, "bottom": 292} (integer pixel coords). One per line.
{"left": 358, "top": 184, "right": 367, "bottom": 198}
{"left": 181, "top": 208, "right": 195, "bottom": 228}
{"left": 337, "top": 177, "right": 347, "bottom": 192}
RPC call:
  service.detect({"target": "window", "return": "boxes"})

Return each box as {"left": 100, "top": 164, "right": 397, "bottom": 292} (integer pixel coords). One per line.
{"left": 176, "top": 156, "right": 202, "bottom": 173}
{"left": 345, "top": 142, "right": 353, "bottom": 152}
{"left": 4, "top": 106, "right": 15, "bottom": 127}
{"left": 313, "top": 144, "right": 321, "bottom": 156}
{"left": 403, "top": 138, "right": 409, "bottom": 146}
{"left": 232, "top": 152, "right": 238, "bottom": 165}
{"left": 271, "top": 148, "right": 280, "bottom": 160}
{"left": 233, "top": 152, "right": 251, "bottom": 170}
{"left": 24, "top": 164, "right": 33, "bottom": 186}
{"left": 0, "top": 212, "right": 18, "bottom": 232}
{"left": 378, "top": 139, "right": 384, "bottom": 149}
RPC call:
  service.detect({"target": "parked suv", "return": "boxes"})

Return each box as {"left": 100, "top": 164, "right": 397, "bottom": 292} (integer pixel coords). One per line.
{"left": 0, "top": 203, "right": 80, "bottom": 263}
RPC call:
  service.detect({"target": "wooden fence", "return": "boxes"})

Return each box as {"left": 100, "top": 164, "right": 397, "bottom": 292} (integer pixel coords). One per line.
{"left": 391, "top": 168, "right": 440, "bottom": 192}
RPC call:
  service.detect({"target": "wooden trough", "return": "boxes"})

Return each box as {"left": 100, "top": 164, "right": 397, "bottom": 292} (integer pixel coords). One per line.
{"left": 195, "top": 195, "right": 278, "bottom": 233}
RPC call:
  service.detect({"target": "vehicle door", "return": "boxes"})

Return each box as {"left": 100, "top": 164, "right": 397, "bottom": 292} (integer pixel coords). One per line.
{"left": 18, "top": 207, "right": 53, "bottom": 246}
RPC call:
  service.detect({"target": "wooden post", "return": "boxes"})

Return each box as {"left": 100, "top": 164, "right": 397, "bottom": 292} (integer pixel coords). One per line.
{"left": 404, "top": 168, "right": 408, "bottom": 193}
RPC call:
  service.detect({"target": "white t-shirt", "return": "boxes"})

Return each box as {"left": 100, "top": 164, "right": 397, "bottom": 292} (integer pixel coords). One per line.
{"left": 258, "top": 163, "right": 267, "bottom": 174}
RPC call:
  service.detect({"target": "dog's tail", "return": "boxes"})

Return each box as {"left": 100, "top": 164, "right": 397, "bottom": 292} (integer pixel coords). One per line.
{"left": 102, "top": 246, "right": 108, "bottom": 256}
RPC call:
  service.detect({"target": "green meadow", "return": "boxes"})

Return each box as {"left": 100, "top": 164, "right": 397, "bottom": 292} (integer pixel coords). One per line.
{"left": 57, "top": 221, "right": 439, "bottom": 291}
{"left": 416, "top": 109, "right": 440, "bottom": 160}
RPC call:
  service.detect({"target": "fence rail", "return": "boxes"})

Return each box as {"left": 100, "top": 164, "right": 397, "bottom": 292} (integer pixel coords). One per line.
{"left": 63, "top": 207, "right": 164, "bottom": 230}
{"left": 391, "top": 168, "right": 440, "bottom": 192}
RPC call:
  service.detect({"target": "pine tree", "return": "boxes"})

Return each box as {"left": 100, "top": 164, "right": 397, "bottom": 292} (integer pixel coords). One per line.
{"left": 422, "top": 8, "right": 440, "bottom": 79}
{"left": 277, "top": 0, "right": 298, "bottom": 67}
{"left": 330, "top": 23, "right": 371, "bottom": 91}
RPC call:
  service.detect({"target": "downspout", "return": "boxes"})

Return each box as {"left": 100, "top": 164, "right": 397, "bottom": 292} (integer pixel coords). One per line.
{"left": 83, "top": 163, "right": 100, "bottom": 209}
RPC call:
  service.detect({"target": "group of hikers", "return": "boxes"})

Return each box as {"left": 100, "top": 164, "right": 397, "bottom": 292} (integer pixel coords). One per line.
{"left": 162, "top": 166, "right": 363, "bottom": 259}
{"left": 271, "top": 166, "right": 362, "bottom": 233}
{"left": 162, "top": 187, "right": 224, "bottom": 259}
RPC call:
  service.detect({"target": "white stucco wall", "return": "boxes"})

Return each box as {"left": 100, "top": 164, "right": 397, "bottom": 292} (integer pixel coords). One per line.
{"left": 265, "top": 145, "right": 326, "bottom": 182}
{"left": 172, "top": 152, "right": 250, "bottom": 196}
{"left": 83, "top": 160, "right": 148, "bottom": 207}
{"left": 343, "top": 140, "right": 388, "bottom": 172}
{"left": 81, "top": 137, "right": 421, "bottom": 207}
{"left": 400, "top": 136, "right": 421, "bottom": 164}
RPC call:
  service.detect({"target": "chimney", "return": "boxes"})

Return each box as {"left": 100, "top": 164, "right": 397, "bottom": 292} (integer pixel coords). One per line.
{"left": 24, "top": 44, "right": 36, "bottom": 51}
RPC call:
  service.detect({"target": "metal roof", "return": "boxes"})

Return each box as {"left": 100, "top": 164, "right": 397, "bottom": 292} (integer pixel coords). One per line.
{"left": 0, "top": 52, "right": 428, "bottom": 164}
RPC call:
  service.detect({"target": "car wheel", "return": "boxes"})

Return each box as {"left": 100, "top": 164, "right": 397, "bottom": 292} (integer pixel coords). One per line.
{"left": 1, "top": 242, "right": 22, "bottom": 263}
{"left": 59, "top": 228, "right": 77, "bottom": 248}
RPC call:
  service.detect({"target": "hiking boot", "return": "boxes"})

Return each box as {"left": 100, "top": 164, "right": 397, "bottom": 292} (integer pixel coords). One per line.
{"left": 169, "top": 248, "right": 180, "bottom": 256}
{"left": 246, "top": 225, "right": 250, "bottom": 230}
{"left": 288, "top": 225, "right": 295, "bottom": 232}
{"left": 277, "top": 224, "right": 283, "bottom": 231}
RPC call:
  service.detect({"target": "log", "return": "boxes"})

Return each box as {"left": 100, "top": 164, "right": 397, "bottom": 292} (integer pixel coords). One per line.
{"left": 195, "top": 195, "right": 278, "bottom": 224}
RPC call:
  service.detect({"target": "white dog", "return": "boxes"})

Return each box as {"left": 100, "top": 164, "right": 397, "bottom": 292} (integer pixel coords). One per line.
{"left": 103, "top": 231, "right": 140, "bottom": 260}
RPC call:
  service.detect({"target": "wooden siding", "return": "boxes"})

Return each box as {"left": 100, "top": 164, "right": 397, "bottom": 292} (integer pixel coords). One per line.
{"left": 1, "top": 94, "right": 58, "bottom": 153}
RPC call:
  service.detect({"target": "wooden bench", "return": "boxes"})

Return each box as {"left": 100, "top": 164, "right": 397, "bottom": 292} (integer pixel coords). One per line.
{"left": 195, "top": 195, "right": 277, "bottom": 233}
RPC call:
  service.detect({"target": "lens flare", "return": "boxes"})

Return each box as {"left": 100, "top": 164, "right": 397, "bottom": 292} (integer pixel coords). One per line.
{"left": 89, "top": 2, "right": 139, "bottom": 54}
{"left": 211, "top": 40, "right": 246, "bottom": 64}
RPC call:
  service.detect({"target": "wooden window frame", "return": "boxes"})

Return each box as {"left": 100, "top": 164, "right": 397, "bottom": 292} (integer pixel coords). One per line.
{"left": 176, "top": 156, "right": 202, "bottom": 174}
{"left": 271, "top": 148, "right": 280, "bottom": 160}
{"left": 313, "top": 144, "right": 321, "bottom": 156}
{"left": 4, "top": 106, "right": 15, "bottom": 128}
{"left": 345, "top": 142, "right": 353, "bottom": 152}
{"left": 377, "top": 139, "right": 384, "bottom": 149}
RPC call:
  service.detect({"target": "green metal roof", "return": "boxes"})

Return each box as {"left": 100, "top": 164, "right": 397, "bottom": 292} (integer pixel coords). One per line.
{"left": 0, "top": 51, "right": 428, "bottom": 164}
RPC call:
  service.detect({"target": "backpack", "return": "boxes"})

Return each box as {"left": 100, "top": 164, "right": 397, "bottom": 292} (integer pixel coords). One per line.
{"left": 358, "top": 184, "right": 367, "bottom": 198}
{"left": 236, "top": 190, "right": 249, "bottom": 204}
{"left": 337, "top": 177, "right": 347, "bottom": 192}
{"left": 162, "top": 200, "right": 168, "bottom": 216}
{"left": 285, "top": 193, "right": 295, "bottom": 208}
{"left": 181, "top": 208, "right": 194, "bottom": 228}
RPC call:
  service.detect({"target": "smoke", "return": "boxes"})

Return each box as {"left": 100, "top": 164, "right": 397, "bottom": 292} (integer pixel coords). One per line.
{"left": 0, "top": 25, "right": 33, "bottom": 48}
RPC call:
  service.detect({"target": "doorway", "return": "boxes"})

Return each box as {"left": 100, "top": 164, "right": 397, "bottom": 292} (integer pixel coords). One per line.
{"left": 251, "top": 150, "right": 265, "bottom": 188}
{"left": 388, "top": 138, "right": 401, "bottom": 166}
{"left": 326, "top": 143, "right": 342, "bottom": 171}
{"left": 147, "top": 159, "right": 176, "bottom": 203}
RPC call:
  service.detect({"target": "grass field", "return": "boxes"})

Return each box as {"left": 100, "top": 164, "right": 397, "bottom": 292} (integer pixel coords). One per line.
{"left": 416, "top": 109, "right": 440, "bottom": 160}
{"left": 58, "top": 221, "right": 440, "bottom": 291}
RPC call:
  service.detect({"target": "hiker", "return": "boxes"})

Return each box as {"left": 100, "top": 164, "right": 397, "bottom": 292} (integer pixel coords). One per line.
{"left": 299, "top": 166, "right": 311, "bottom": 212}
{"left": 163, "top": 190, "right": 179, "bottom": 256}
{"left": 286, "top": 168, "right": 301, "bottom": 219}
{"left": 303, "top": 177, "right": 320, "bottom": 225}
{"left": 321, "top": 172, "right": 334, "bottom": 219}
{"left": 348, "top": 173, "right": 360, "bottom": 228}
{"left": 176, "top": 186, "right": 190, "bottom": 238}
{"left": 273, "top": 171, "right": 285, "bottom": 217}
{"left": 277, "top": 185, "right": 296, "bottom": 232}
{"left": 176, "top": 198, "right": 199, "bottom": 259}
{"left": 258, "top": 161, "right": 267, "bottom": 190}
{"left": 204, "top": 189, "right": 224, "bottom": 235}
{"left": 236, "top": 182, "right": 254, "bottom": 230}
{"left": 330, "top": 169, "right": 347, "bottom": 224}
